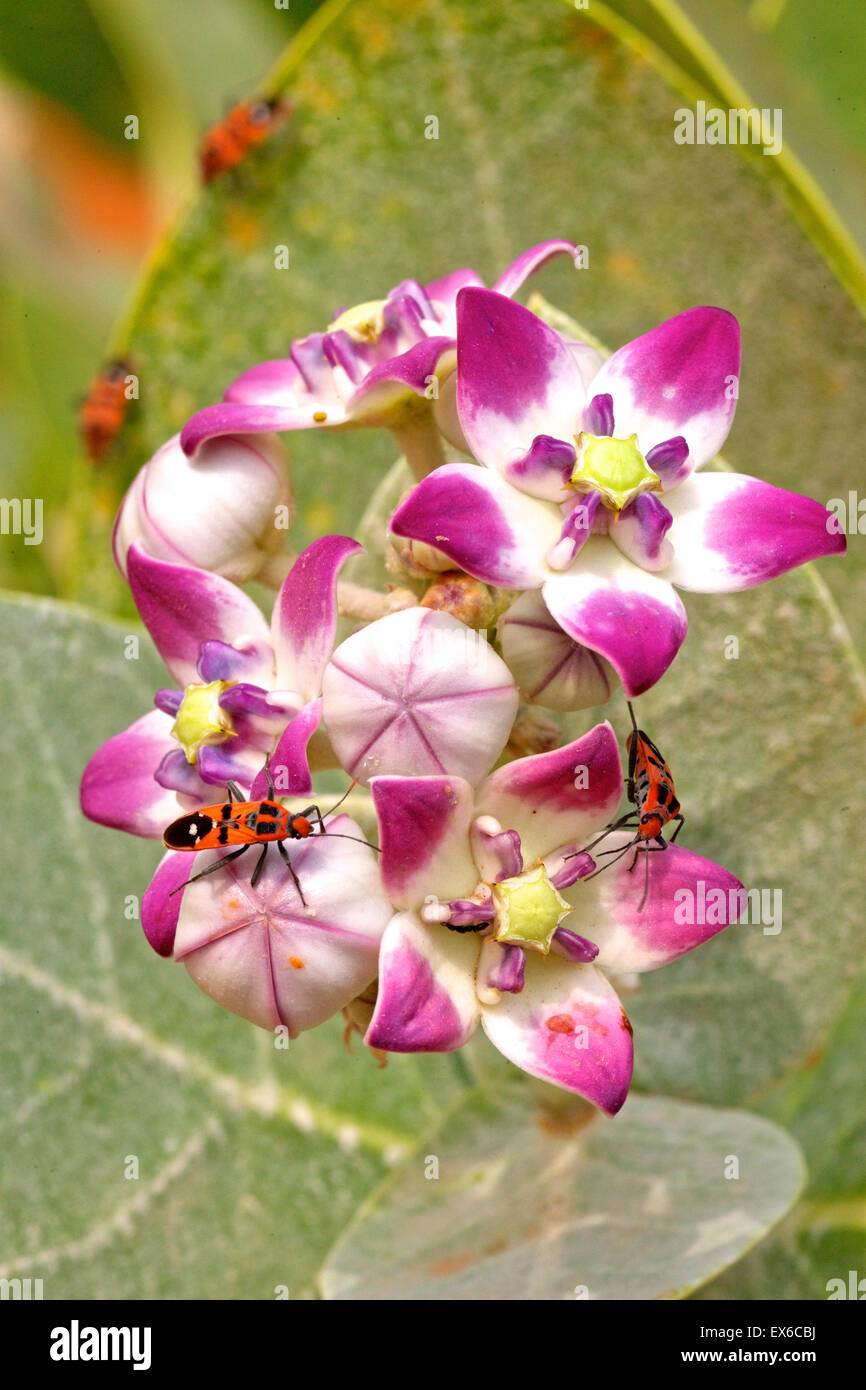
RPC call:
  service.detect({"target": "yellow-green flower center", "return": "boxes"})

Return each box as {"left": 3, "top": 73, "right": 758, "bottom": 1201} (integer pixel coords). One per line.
{"left": 171, "top": 680, "right": 236, "bottom": 764}
{"left": 327, "top": 299, "right": 387, "bottom": 344}
{"left": 492, "top": 865, "right": 572, "bottom": 954}
{"left": 570, "top": 432, "right": 661, "bottom": 512}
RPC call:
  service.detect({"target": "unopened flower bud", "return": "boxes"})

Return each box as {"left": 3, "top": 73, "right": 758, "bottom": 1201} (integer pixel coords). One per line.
{"left": 113, "top": 431, "right": 293, "bottom": 583}
{"left": 421, "top": 572, "right": 496, "bottom": 628}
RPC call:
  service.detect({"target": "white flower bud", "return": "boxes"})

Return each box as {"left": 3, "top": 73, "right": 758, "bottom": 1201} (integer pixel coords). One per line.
{"left": 113, "top": 432, "right": 293, "bottom": 582}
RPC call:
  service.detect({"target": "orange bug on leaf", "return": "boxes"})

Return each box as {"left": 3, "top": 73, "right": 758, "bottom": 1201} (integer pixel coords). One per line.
{"left": 78, "top": 358, "right": 134, "bottom": 463}
{"left": 198, "top": 97, "right": 288, "bottom": 183}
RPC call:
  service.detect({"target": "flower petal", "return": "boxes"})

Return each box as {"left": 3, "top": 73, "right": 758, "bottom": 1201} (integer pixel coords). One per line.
{"left": 250, "top": 697, "right": 323, "bottom": 799}
{"left": 126, "top": 545, "right": 272, "bottom": 687}
{"left": 322, "top": 607, "right": 518, "bottom": 784}
{"left": 174, "top": 815, "right": 389, "bottom": 1035}
{"left": 141, "top": 850, "right": 192, "bottom": 956}
{"left": 365, "top": 912, "right": 480, "bottom": 1052}
{"left": 347, "top": 337, "right": 456, "bottom": 421}
{"left": 609, "top": 493, "right": 674, "bottom": 572}
{"left": 271, "top": 536, "right": 362, "bottom": 700}
{"left": 481, "top": 956, "right": 633, "bottom": 1114}
{"left": 589, "top": 307, "right": 740, "bottom": 469}
{"left": 424, "top": 268, "right": 484, "bottom": 325}
{"left": 542, "top": 537, "right": 688, "bottom": 697}
{"left": 490, "top": 239, "right": 578, "bottom": 298}
{"left": 80, "top": 710, "right": 181, "bottom": 838}
{"left": 181, "top": 401, "right": 348, "bottom": 455}
{"left": 371, "top": 775, "right": 477, "bottom": 909}
{"left": 498, "top": 589, "right": 617, "bottom": 710}
{"left": 661, "top": 472, "right": 847, "bottom": 592}
{"left": 391, "top": 463, "right": 559, "bottom": 588}
{"left": 456, "top": 288, "right": 586, "bottom": 470}
{"left": 474, "top": 722, "right": 622, "bottom": 865}
{"left": 563, "top": 832, "right": 745, "bottom": 973}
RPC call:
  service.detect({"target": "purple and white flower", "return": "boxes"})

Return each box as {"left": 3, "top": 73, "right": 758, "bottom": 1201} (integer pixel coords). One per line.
{"left": 142, "top": 813, "right": 391, "bottom": 1035}
{"left": 113, "top": 431, "right": 292, "bottom": 584}
{"left": 178, "top": 242, "right": 578, "bottom": 476}
{"left": 391, "top": 289, "right": 846, "bottom": 701}
{"left": 321, "top": 606, "right": 519, "bottom": 785}
{"left": 80, "top": 535, "right": 360, "bottom": 837}
{"left": 365, "top": 723, "right": 744, "bottom": 1113}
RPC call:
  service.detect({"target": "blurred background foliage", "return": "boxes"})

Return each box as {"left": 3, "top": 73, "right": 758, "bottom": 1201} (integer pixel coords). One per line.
{"left": 1, "top": 0, "right": 864, "bottom": 1299}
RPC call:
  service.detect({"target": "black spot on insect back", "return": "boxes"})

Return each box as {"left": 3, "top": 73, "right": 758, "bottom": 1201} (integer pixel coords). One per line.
{"left": 163, "top": 813, "right": 214, "bottom": 849}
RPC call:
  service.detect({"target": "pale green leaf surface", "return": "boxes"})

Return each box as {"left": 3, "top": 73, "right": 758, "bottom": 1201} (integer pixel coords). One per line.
{"left": 321, "top": 1086, "right": 804, "bottom": 1300}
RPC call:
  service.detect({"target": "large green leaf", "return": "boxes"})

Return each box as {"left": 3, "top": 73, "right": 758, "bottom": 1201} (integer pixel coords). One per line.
{"left": 321, "top": 1085, "right": 804, "bottom": 1300}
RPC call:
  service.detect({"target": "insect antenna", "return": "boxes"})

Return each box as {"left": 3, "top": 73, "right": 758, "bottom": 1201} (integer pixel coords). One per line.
{"left": 319, "top": 777, "right": 361, "bottom": 819}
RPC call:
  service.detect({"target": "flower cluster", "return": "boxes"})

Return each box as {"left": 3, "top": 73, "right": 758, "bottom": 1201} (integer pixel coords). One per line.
{"left": 82, "top": 240, "right": 845, "bottom": 1115}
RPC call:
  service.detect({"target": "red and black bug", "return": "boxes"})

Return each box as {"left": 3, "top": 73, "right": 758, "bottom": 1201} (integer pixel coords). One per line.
{"left": 78, "top": 358, "right": 133, "bottom": 462}
{"left": 571, "top": 701, "right": 684, "bottom": 908}
{"left": 198, "top": 97, "right": 288, "bottom": 183}
{"left": 163, "top": 765, "right": 373, "bottom": 906}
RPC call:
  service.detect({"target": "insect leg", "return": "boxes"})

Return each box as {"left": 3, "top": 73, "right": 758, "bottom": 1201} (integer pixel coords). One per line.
{"left": 250, "top": 842, "right": 269, "bottom": 888}
{"left": 277, "top": 839, "right": 308, "bottom": 906}
{"left": 669, "top": 815, "right": 685, "bottom": 843}
{"left": 169, "top": 844, "right": 249, "bottom": 896}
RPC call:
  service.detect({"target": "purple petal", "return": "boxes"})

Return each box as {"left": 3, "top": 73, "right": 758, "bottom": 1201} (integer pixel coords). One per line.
{"left": 154, "top": 688, "right": 183, "bottom": 716}
{"left": 141, "top": 850, "right": 192, "bottom": 956}
{"left": 80, "top": 710, "right": 181, "bottom": 839}
{"left": 371, "top": 775, "right": 477, "bottom": 910}
{"left": 154, "top": 748, "right": 208, "bottom": 798}
{"left": 491, "top": 239, "right": 578, "bottom": 298}
{"left": 549, "top": 851, "right": 595, "bottom": 891}
{"left": 174, "top": 817, "right": 390, "bottom": 1035}
{"left": 217, "top": 683, "right": 288, "bottom": 720}
{"left": 546, "top": 493, "right": 600, "bottom": 571}
{"left": 127, "top": 545, "right": 272, "bottom": 688}
{"left": 481, "top": 957, "right": 633, "bottom": 1114}
{"left": 445, "top": 899, "right": 496, "bottom": 927}
{"left": 198, "top": 639, "right": 268, "bottom": 684}
{"left": 498, "top": 589, "right": 617, "bottom": 711}
{"left": 197, "top": 743, "right": 262, "bottom": 790}
{"left": 456, "top": 288, "right": 586, "bottom": 469}
{"left": 470, "top": 820, "right": 524, "bottom": 883}
{"left": 474, "top": 723, "right": 623, "bottom": 866}
{"left": 503, "top": 434, "right": 576, "bottom": 502}
{"left": 485, "top": 943, "right": 526, "bottom": 993}
{"left": 271, "top": 536, "right": 362, "bottom": 701}
{"left": 391, "top": 463, "right": 559, "bottom": 589}
{"left": 662, "top": 472, "right": 847, "bottom": 592}
{"left": 322, "top": 608, "right": 519, "bottom": 785}
{"left": 589, "top": 307, "right": 741, "bottom": 470}
{"left": 181, "top": 400, "right": 347, "bottom": 455}
{"left": 424, "top": 268, "right": 485, "bottom": 323}
{"left": 249, "top": 697, "right": 323, "bottom": 799}
{"left": 365, "top": 912, "right": 480, "bottom": 1052}
{"left": 347, "top": 337, "right": 457, "bottom": 421}
{"left": 646, "top": 436, "right": 690, "bottom": 490}
{"left": 609, "top": 493, "right": 674, "bottom": 572}
{"left": 583, "top": 393, "right": 614, "bottom": 437}
{"left": 569, "top": 834, "right": 745, "bottom": 974}
{"left": 552, "top": 927, "right": 599, "bottom": 963}
{"left": 542, "top": 537, "right": 688, "bottom": 697}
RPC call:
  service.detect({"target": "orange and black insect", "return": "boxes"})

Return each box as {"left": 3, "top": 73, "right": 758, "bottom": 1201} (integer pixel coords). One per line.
{"left": 78, "top": 358, "right": 133, "bottom": 462}
{"left": 163, "top": 765, "right": 372, "bottom": 906}
{"left": 198, "top": 97, "right": 287, "bottom": 183}
{"left": 571, "top": 701, "right": 684, "bottom": 908}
